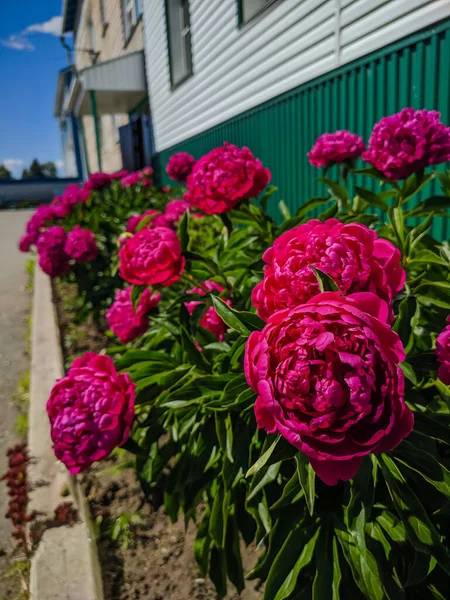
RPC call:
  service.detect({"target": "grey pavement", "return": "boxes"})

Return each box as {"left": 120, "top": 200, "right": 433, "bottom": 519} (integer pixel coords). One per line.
{"left": 0, "top": 209, "right": 32, "bottom": 598}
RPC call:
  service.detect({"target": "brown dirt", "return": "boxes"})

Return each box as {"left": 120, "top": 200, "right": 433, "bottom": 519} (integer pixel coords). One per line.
{"left": 82, "top": 457, "right": 263, "bottom": 600}
{"left": 52, "top": 281, "right": 108, "bottom": 369}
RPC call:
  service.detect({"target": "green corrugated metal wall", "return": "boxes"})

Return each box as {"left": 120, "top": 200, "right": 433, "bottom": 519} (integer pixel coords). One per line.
{"left": 157, "top": 18, "right": 450, "bottom": 240}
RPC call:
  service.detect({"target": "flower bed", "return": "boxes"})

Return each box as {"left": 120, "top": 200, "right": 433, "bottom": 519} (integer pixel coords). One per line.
{"left": 19, "top": 109, "right": 450, "bottom": 599}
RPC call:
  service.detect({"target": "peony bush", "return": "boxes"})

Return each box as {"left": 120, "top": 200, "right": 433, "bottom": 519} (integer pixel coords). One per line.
{"left": 26, "top": 107, "right": 450, "bottom": 598}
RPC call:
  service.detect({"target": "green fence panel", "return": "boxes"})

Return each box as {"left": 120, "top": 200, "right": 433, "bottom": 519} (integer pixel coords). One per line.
{"left": 157, "top": 19, "right": 450, "bottom": 240}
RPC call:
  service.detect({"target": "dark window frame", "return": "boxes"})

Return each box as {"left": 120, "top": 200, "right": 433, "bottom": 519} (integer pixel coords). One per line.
{"left": 121, "top": 0, "right": 143, "bottom": 46}
{"left": 165, "top": 0, "right": 193, "bottom": 90}
{"left": 100, "top": 0, "right": 109, "bottom": 37}
{"left": 237, "top": 0, "right": 283, "bottom": 26}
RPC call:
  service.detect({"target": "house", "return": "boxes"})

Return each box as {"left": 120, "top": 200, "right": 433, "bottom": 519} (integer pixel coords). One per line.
{"left": 56, "top": 0, "right": 154, "bottom": 175}
{"left": 143, "top": 0, "right": 450, "bottom": 211}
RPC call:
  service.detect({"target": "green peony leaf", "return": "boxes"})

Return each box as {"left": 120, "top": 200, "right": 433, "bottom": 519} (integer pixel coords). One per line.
{"left": 246, "top": 435, "right": 281, "bottom": 478}
{"left": 335, "top": 522, "right": 385, "bottom": 600}
{"left": 210, "top": 295, "right": 252, "bottom": 337}
{"left": 194, "top": 507, "right": 211, "bottom": 575}
{"left": 178, "top": 209, "right": 190, "bottom": 251}
{"left": 394, "top": 441, "right": 450, "bottom": 499}
{"left": 408, "top": 249, "right": 448, "bottom": 266}
{"left": 295, "top": 453, "right": 316, "bottom": 516}
{"left": 225, "top": 514, "right": 245, "bottom": 593}
{"left": 267, "top": 524, "right": 320, "bottom": 600}
{"left": 209, "top": 546, "right": 227, "bottom": 599}
{"left": 310, "top": 266, "right": 339, "bottom": 293}
{"left": 355, "top": 186, "right": 389, "bottom": 210}
{"left": 317, "top": 178, "right": 347, "bottom": 202}
{"left": 131, "top": 284, "right": 147, "bottom": 311}
{"left": 180, "top": 325, "right": 209, "bottom": 370}
{"left": 378, "top": 454, "right": 450, "bottom": 575}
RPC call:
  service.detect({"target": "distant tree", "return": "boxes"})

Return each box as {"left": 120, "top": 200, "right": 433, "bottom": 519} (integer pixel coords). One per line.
{"left": 42, "top": 161, "right": 57, "bottom": 178}
{"left": 21, "top": 159, "right": 58, "bottom": 179}
{"left": 0, "top": 164, "right": 12, "bottom": 179}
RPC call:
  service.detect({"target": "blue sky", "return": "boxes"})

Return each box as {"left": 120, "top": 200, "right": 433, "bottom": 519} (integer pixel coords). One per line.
{"left": 0, "top": 1, "right": 68, "bottom": 177}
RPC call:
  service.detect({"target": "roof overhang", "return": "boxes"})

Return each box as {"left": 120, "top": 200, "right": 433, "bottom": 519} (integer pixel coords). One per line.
{"left": 68, "top": 52, "right": 147, "bottom": 116}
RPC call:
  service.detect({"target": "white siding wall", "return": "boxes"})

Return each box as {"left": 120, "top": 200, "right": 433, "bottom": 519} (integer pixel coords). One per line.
{"left": 143, "top": 0, "right": 450, "bottom": 152}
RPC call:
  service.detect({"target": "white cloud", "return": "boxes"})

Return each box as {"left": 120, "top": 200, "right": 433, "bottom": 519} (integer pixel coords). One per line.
{"left": 1, "top": 35, "right": 35, "bottom": 51}
{"left": 55, "top": 160, "right": 65, "bottom": 170}
{"left": 1, "top": 16, "right": 62, "bottom": 52}
{"left": 27, "top": 16, "right": 62, "bottom": 36}
{"left": 3, "top": 159, "right": 24, "bottom": 169}
{"left": 2, "top": 159, "right": 24, "bottom": 178}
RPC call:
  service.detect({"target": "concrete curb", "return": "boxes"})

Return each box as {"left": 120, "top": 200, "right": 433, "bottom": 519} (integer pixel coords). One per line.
{"left": 29, "top": 266, "right": 104, "bottom": 600}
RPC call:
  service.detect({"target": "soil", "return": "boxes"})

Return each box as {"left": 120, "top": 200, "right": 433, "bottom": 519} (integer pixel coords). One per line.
{"left": 53, "top": 281, "right": 264, "bottom": 600}
{"left": 52, "top": 281, "right": 108, "bottom": 368}
{"left": 82, "top": 457, "right": 263, "bottom": 600}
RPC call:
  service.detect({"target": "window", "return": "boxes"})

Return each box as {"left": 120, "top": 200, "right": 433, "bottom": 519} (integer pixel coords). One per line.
{"left": 165, "top": 0, "right": 192, "bottom": 88}
{"left": 122, "top": 0, "right": 143, "bottom": 42}
{"left": 238, "top": 0, "right": 281, "bottom": 24}
{"left": 100, "top": 0, "right": 108, "bottom": 30}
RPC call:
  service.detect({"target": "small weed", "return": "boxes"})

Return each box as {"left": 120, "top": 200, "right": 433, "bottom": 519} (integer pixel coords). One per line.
{"left": 64, "top": 323, "right": 87, "bottom": 351}
{"left": 106, "top": 510, "right": 146, "bottom": 549}
{"left": 0, "top": 555, "right": 30, "bottom": 599}
{"left": 13, "top": 414, "right": 28, "bottom": 437}
{"left": 96, "top": 448, "right": 135, "bottom": 477}
{"left": 11, "top": 372, "right": 30, "bottom": 436}
{"left": 24, "top": 316, "right": 32, "bottom": 358}
{"left": 25, "top": 259, "right": 34, "bottom": 293}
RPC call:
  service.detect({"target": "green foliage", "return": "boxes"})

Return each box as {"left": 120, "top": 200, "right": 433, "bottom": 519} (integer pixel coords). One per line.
{"left": 0, "top": 163, "right": 12, "bottom": 179}
{"left": 120, "top": 166, "right": 450, "bottom": 598}
{"left": 21, "top": 158, "right": 57, "bottom": 179}
{"left": 61, "top": 160, "right": 450, "bottom": 597}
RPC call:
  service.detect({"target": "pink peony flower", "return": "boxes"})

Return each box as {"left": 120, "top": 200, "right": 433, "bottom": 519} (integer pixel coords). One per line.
{"left": 83, "top": 171, "right": 113, "bottom": 192}
{"left": 62, "top": 184, "right": 89, "bottom": 209}
{"left": 110, "top": 169, "right": 129, "bottom": 180}
{"left": 436, "top": 316, "right": 450, "bottom": 385}
{"left": 50, "top": 197, "right": 71, "bottom": 218}
{"left": 308, "top": 130, "right": 365, "bottom": 167}
{"left": 25, "top": 205, "right": 57, "bottom": 244}
{"left": 49, "top": 195, "right": 71, "bottom": 218}
{"left": 252, "top": 218, "right": 405, "bottom": 322}
{"left": 140, "top": 177, "right": 152, "bottom": 188}
{"left": 184, "top": 142, "right": 271, "bottom": 215}
{"left": 126, "top": 209, "right": 170, "bottom": 234}
{"left": 19, "top": 234, "right": 33, "bottom": 253}
{"left": 36, "top": 226, "right": 70, "bottom": 278}
{"left": 64, "top": 226, "right": 98, "bottom": 263}
{"left": 38, "top": 251, "right": 70, "bottom": 278}
{"left": 165, "top": 200, "right": 189, "bottom": 223}
{"left": 162, "top": 186, "right": 170, "bottom": 193}
{"left": 185, "top": 281, "right": 230, "bottom": 341}
{"left": 119, "top": 227, "right": 185, "bottom": 286}
{"left": 36, "top": 226, "right": 66, "bottom": 254}
{"left": 142, "top": 166, "right": 154, "bottom": 177}
{"left": 106, "top": 287, "right": 161, "bottom": 343}
{"left": 47, "top": 352, "right": 135, "bottom": 474}
{"left": 166, "top": 152, "right": 196, "bottom": 183}
{"left": 363, "top": 108, "right": 450, "bottom": 180}
{"left": 245, "top": 292, "right": 413, "bottom": 485}
{"left": 121, "top": 171, "right": 142, "bottom": 188}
